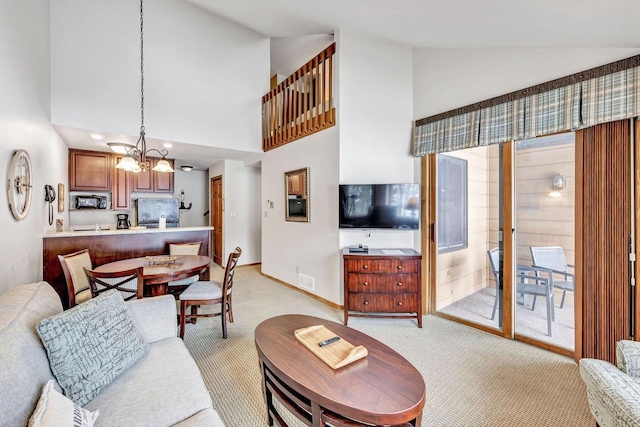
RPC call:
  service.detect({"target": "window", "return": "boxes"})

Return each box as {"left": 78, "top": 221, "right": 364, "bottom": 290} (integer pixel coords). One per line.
{"left": 438, "top": 155, "right": 468, "bottom": 253}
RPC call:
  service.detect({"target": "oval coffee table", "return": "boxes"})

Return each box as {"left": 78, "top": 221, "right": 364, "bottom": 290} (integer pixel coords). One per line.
{"left": 255, "top": 314, "right": 425, "bottom": 426}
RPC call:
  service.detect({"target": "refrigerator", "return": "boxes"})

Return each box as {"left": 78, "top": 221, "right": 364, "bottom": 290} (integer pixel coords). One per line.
{"left": 136, "top": 198, "right": 180, "bottom": 228}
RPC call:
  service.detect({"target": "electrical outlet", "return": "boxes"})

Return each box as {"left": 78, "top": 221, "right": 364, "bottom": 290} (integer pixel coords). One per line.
{"left": 296, "top": 266, "right": 299, "bottom": 273}
{"left": 264, "top": 211, "right": 268, "bottom": 217}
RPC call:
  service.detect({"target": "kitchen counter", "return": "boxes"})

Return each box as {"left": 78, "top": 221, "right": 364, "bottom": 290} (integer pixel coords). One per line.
{"left": 43, "top": 226, "right": 214, "bottom": 238}
{"left": 43, "top": 226, "right": 214, "bottom": 308}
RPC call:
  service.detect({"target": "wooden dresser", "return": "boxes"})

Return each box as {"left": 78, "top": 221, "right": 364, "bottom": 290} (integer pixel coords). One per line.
{"left": 343, "top": 248, "right": 422, "bottom": 327}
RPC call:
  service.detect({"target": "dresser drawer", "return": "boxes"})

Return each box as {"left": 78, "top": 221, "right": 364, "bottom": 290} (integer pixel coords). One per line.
{"left": 345, "top": 259, "right": 419, "bottom": 274}
{"left": 348, "top": 293, "right": 418, "bottom": 313}
{"left": 346, "top": 273, "right": 418, "bottom": 294}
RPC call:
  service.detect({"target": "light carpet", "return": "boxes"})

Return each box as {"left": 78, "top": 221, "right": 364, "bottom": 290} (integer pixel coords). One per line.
{"left": 182, "top": 265, "right": 593, "bottom": 427}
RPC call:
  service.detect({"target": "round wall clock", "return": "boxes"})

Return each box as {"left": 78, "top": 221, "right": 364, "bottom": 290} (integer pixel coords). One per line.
{"left": 7, "top": 149, "right": 33, "bottom": 221}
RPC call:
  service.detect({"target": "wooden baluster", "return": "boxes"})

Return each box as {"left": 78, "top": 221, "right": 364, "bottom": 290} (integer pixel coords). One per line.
{"left": 319, "top": 50, "right": 325, "bottom": 128}
{"left": 314, "top": 56, "right": 319, "bottom": 130}
{"left": 296, "top": 69, "right": 302, "bottom": 138}
{"left": 329, "top": 49, "right": 336, "bottom": 124}
{"left": 302, "top": 64, "right": 308, "bottom": 135}
{"left": 288, "top": 75, "right": 294, "bottom": 142}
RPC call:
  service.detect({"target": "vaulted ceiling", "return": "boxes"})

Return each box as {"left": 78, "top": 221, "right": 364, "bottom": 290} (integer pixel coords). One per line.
{"left": 186, "top": 0, "right": 640, "bottom": 48}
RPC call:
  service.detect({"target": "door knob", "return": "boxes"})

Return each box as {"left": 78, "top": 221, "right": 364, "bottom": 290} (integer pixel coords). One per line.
{"left": 397, "top": 302, "right": 402, "bottom": 306}
{"left": 397, "top": 265, "right": 402, "bottom": 270}
{"left": 363, "top": 265, "right": 368, "bottom": 269}
{"left": 363, "top": 281, "right": 368, "bottom": 286}
{"left": 397, "top": 282, "right": 402, "bottom": 287}
{"left": 363, "top": 301, "right": 369, "bottom": 305}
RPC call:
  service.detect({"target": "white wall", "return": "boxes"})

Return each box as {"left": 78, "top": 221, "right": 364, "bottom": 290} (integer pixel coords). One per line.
{"left": 208, "top": 161, "right": 262, "bottom": 266}
{"left": 0, "top": 0, "right": 69, "bottom": 294}
{"left": 50, "top": 0, "right": 269, "bottom": 153}
{"left": 262, "top": 127, "right": 341, "bottom": 303}
{"left": 174, "top": 170, "right": 208, "bottom": 227}
{"left": 413, "top": 48, "right": 640, "bottom": 120}
{"left": 337, "top": 30, "right": 418, "bottom": 250}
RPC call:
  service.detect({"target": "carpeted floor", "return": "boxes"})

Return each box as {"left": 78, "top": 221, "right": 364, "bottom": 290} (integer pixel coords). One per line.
{"left": 182, "top": 265, "right": 593, "bottom": 427}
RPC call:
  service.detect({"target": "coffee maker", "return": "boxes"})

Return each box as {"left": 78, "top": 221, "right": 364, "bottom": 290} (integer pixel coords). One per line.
{"left": 116, "top": 214, "right": 131, "bottom": 229}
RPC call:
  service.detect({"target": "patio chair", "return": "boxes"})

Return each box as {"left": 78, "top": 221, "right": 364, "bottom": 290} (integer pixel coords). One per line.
{"left": 488, "top": 248, "right": 555, "bottom": 336}
{"left": 530, "top": 246, "right": 574, "bottom": 309}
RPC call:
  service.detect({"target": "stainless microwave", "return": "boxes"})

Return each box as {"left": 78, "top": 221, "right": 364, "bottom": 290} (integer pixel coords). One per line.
{"left": 75, "top": 195, "right": 107, "bottom": 209}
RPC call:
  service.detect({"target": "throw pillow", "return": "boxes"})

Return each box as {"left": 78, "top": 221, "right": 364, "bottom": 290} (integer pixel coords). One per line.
{"left": 36, "top": 289, "right": 148, "bottom": 406}
{"left": 28, "top": 380, "right": 99, "bottom": 427}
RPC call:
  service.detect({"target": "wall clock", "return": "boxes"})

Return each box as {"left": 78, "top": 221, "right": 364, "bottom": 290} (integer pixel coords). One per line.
{"left": 7, "top": 149, "right": 33, "bottom": 221}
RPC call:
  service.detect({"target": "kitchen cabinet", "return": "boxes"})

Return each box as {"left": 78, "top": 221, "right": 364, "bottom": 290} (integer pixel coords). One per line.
{"left": 133, "top": 158, "right": 174, "bottom": 193}
{"left": 112, "top": 156, "right": 132, "bottom": 210}
{"left": 69, "top": 149, "right": 112, "bottom": 192}
{"left": 287, "top": 172, "right": 305, "bottom": 196}
{"left": 343, "top": 248, "right": 422, "bottom": 327}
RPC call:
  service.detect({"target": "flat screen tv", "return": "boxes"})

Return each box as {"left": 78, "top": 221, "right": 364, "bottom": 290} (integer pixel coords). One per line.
{"left": 339, "top": 184, "right": 420, "bottom": 229}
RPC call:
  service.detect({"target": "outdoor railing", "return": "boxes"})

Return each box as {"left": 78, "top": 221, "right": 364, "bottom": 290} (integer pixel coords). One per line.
{"left": 262, "top": 43, "right": 336, "bottom": 151}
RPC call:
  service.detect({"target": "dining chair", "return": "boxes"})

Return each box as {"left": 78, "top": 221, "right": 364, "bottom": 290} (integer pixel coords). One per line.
{"left": 167, "top": 242, "right": 203, "bottom": 293}
{"left": 488, "top": 248, "right": 555, "bottom": 336}
{"left": 530, "top": 246, "right": 574, "bottom": 308}
{"left": 83, "top": 267, "right": 144, "bottom": 301}
{"left": 58, "top": 249, "right": 93, "bottom": 308}
{"left": 179, "top": 247, "right": 242, "bottom": 339}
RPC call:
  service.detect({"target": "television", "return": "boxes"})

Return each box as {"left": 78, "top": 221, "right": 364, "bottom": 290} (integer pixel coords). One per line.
{"left": 339, "top": 184, "right": 420, "bottom": 229}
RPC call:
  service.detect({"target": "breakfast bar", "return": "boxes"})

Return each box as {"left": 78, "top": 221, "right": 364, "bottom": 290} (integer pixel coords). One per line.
{"left": 43, "top": 226, "right": 214, "bottom": 308}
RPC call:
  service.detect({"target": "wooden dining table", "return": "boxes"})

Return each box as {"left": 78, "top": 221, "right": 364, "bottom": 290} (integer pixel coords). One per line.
{"left": 94, "top": 255, "right": 212, "bottom": 297}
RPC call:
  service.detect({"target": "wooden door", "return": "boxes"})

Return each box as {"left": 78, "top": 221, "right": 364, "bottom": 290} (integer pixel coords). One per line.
{"left": 211, "top": 176, "right": 223, "bottom": 266}
{"left": 576, "top": 120, "right": 632, "bottom": 363}
{"left": 133, "top": 168, "right": 153, "bottom": 192}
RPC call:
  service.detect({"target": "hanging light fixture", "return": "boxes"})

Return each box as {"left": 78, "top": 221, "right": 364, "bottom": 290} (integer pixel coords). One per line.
{"left": 114, "top": 0, "right": 173, "bottom": 174}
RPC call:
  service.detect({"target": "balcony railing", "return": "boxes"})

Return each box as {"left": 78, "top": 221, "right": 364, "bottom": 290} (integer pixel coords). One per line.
{"left": 262, "top": 43, "right": 336, "bottom": 151}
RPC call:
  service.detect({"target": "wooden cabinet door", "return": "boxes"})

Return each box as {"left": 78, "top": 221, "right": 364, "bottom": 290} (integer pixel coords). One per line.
{"left": 112, "top": 156, "right": 131, "bottom": 210}
{"left": 69, "top": 149, "right": 112, "bottom": 191}
{"left": 153, "top": 158, "right": 174, "bottom": 193}
{"left": 132, "top": 158, "right": 174, "bottom": 193}
{"left": 133, "top": 168, "right": 153, "bottom": 192}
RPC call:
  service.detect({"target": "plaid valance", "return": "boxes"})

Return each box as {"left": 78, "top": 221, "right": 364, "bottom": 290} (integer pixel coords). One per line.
{"left": 413, "top": 56, "right": 640, "bottom": 156}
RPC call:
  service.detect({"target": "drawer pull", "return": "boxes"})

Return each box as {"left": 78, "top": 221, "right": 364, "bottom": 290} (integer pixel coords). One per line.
{"left": 363, "top": 281, "right": 368, "bottom": 286}
{"left": 363, "top": 265, "right": 368, "bottom": 270}
{"left": 363, "top": 301, "right": 369, "bottom": 305}
{"left": 397, "top": 282, "right": 402, "bottom": 287}
{"left": 397, "top": 302, "right": 403, "bottom": 306}
{"left": 397, "top": 265, "right": 402, "bottom": 270}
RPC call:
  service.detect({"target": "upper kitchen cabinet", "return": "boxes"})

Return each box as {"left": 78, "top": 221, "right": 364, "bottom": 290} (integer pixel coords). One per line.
{"left": 69, "top": 149, "right": 112, "bottom": 192}
{"left": 133, "top": 158, "right": 174, "bottom": 193}
{"left": 112, "top": 156, "right": 132, "bottom": 210}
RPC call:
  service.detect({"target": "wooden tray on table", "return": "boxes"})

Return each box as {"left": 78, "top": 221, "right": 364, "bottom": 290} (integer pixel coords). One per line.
{"left": 294, "top": 325, "right": 368, "bottom": 369}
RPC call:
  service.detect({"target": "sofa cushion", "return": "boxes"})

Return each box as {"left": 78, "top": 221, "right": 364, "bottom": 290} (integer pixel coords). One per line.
{"left": 28, "top": 380, "right": 99, "bottom": 427}
{"left": 36, "top": 290, "right": 148, "bottom": 406}
{"left": 0, "top": 282, "right": 62, "bottom": 427}
{"left": 84, "top": 337, "right": 212, "bottom": 427}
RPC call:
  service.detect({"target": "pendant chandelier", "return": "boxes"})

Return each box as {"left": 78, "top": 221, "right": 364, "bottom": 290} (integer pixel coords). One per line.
{"left": 113, "top": 0, "right": 173, "bottom": 173}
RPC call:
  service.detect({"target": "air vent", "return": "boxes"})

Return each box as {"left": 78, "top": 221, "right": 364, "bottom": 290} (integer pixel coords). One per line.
{"left": 299, "top": 273, "right": 315, "bottom": 291}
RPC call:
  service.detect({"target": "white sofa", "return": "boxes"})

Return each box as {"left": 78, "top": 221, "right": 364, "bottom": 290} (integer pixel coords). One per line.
{"left": 0, "top": 281, "right": 225, "bottom": 427}
{"left": 580, "top": 340, "right": 640, "bottom": 427}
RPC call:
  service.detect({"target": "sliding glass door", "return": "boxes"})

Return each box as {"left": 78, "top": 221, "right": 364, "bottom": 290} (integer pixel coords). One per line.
{"left": 513, "top": 133, "right": 576, "bottom": 351}
{"left": 435, "top": 144, "right": 504, "bottom": 332}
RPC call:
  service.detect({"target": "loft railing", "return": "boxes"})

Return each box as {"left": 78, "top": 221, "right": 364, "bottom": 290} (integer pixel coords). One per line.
{"left": 262, "top": 43, "right": 336, "bottom": 151}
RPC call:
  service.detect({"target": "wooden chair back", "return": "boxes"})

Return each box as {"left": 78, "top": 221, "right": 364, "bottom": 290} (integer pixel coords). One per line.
{"left": 223, "top": 247, "right": 242, "bottom": 294}
{"left": 58, "top": 249, "right": 93, "bottom": 307}
{"left": 83, "top": 267, "right": 144, "bottom": 301}
{"left": 169, "top": 241, "right": 202, "bottom": 256}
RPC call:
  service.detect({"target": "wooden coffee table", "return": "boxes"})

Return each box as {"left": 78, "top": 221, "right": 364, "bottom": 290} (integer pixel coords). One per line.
{"left": 254, "top": 315, "right": 425, "bottom": 427}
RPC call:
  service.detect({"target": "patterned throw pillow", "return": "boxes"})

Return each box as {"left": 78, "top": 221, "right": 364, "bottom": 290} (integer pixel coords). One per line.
{"left": 28, "top": 380, "right": 99, "bottom": 427}
{"left": 36, "top": 290, "right": 148, "bottom": 406}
